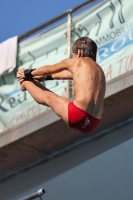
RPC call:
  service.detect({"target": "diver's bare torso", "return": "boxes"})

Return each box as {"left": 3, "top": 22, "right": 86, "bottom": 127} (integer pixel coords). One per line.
{"left": 68, "top": 57, "right": 106, "bottom": 119}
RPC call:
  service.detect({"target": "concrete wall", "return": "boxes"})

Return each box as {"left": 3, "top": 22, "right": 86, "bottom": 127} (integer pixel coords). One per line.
{"left": 0, "top": 119, "right": 133, "bottom": 200}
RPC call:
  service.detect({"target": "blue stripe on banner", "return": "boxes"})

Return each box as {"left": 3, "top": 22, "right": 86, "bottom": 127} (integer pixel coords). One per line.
{"left": 3, "top": 86, "right": 20, "bottom": 97}
{"left": 97, "top": 27, "right": 133, "bottom": 63}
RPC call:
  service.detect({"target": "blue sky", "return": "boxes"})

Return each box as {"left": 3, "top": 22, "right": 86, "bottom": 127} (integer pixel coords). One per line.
{"left": 0, "top": 0, "right": 103, "bottom": 43}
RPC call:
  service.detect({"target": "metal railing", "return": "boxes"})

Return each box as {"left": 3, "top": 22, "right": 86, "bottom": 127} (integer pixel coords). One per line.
{"left": 18, "top": 0, "right": 97, "bottom": 99}
{"left": 18, "top": 0, "right": 96, "bottom": 42}
{"left": 19, "top": 188, "right": 45, "bottom": 200}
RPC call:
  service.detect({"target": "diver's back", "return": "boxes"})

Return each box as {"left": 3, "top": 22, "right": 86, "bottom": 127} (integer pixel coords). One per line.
{"left": 72, "top": 57, "right": 106, "bottom": 119}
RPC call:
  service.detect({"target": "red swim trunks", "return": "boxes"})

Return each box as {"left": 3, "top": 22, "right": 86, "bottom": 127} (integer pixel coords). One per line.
{"left": 68, "top": 102, "right": 100, "bottom": 134}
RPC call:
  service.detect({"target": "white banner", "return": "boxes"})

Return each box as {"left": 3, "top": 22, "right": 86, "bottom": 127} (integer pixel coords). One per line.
{"left": 0, "top": 0, "right": 132, "bottom": 133}
{"left": 72, "top": 0, "right": 133, "bottom": 81}
{"left": 0, "top": 22, "right": 68, "bottom": 133}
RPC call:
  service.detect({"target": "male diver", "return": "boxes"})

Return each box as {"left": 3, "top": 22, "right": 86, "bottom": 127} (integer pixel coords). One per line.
{"left": 17, "top": 37, "right": 106, "bottom": 133}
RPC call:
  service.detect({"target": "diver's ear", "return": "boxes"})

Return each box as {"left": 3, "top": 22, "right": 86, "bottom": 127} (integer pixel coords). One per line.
{"left": 77, "top": 49, "right": 82, "bottom": 57}
{"left": 73, "top": 49, "right": 82, "bottom": 58}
